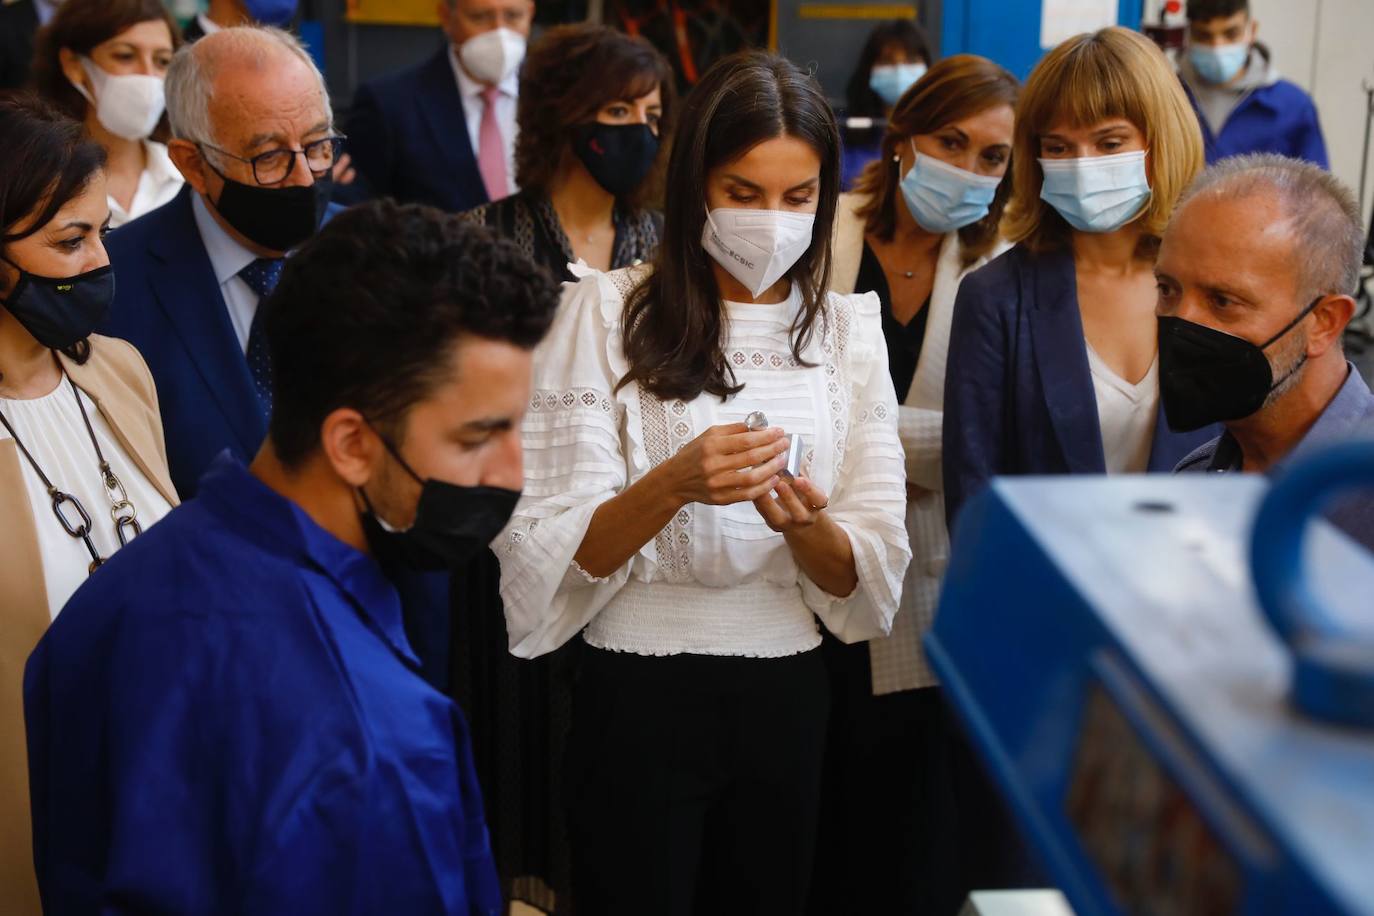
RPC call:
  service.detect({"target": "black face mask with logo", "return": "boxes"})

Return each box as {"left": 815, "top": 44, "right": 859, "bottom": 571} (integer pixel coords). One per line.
{"left": 0, "top": 256, "right": 114, "bottom": 350}
{"left": 205, "top": 159, "right": 332, "bottom": 254}
{"left": 571, "top": 122, "right": 660, "bottom": 198}
{"left": 358, "top": 429, "right": 521, "bottom": 572}
{"left": 1158, "top": 296, "right": 1322, "bottom": 433}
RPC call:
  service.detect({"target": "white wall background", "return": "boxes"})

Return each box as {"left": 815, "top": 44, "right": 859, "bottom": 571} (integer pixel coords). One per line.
{"left": 1248, "top": 0, "right": 1374, "bottom": 229}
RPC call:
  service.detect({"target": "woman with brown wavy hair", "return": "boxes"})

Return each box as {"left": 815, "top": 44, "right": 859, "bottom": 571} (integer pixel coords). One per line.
{"left": 29, "top": 0, "right": 183, "bottom": 227}
{"left": 816, "top": 52, "right": 1017, "bottom": 915}
{"left": 497, "top": 50, "right": 909, "bottom": 913}
{"left": 461, "top": 22, "right": 674, "bottom": 281}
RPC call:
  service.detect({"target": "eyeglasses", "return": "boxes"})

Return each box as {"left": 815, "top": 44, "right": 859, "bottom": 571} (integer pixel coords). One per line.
{"left": 198, "top": 136, "right": 346, "bottom": 186}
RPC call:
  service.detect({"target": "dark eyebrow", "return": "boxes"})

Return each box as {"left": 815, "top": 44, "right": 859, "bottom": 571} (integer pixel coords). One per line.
{"left": 56, "top": 220, "right": 94, "bottom": 233}
{"left": 461, "top": 417, "right": 514, "bottom": 433}
{"left": 722, "top": 173, "right": 763, "bottom": 191}
{"left": 936, "top": 126, "right": 969, "bottom": 142}
{"left": 786, "top": 177, "right": 820, "bottom": 193}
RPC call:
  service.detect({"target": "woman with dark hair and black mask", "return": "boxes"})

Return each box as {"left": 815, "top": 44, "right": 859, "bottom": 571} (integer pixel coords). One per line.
{"left": 462, "top": 23, "right": 675, "bottom": 281}
{"left": 841, "top": 18, "right": 932, "bottom": 189}
{"left": 497, "top": 51, "right": 909, "bottom": 914}
{"left": 0, "top": 91, "right": 175, "bottom": 916}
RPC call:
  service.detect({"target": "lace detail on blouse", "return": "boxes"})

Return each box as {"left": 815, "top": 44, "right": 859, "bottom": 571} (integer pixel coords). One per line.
{"left": 495, "top": 268, "right": 911, "bottom": 660}
{"left": 637, "top": 389, "right": 694, "bottom": 583}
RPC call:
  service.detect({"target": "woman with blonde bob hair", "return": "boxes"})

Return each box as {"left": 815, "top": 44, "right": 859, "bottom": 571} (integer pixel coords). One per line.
{"left": 943, "top": 27, "right": 1216, "bottom": 528}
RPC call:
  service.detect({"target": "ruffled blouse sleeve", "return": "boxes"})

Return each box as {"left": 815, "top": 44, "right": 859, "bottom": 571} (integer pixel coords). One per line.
{"left": 495, "top": 270, "right": 638, "bottom": 659}
{"left": 801, "top": 291, "right": 912, "bottom": 642}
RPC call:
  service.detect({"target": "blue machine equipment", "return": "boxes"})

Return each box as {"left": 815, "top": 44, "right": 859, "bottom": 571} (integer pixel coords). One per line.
{"left": 928, "top": 443, "right": 1374, "bottom": 915}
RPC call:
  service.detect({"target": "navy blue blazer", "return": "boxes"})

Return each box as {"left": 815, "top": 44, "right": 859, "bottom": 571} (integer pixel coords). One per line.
{"left": 345, "top": 48, "right": 489, "bottom": 213}
{"left": 103, "top": 186, "right": 269, "bottom": 500}
{"left": 102, "top": 186, "right": 346, "bottom": 499}
{"left": 942, "top": 243, "right": 1217, "bottom": 529}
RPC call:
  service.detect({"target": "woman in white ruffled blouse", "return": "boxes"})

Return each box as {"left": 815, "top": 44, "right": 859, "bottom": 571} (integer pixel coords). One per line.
{"left": 497, "top": 50, "right": 910, "bottom": 913}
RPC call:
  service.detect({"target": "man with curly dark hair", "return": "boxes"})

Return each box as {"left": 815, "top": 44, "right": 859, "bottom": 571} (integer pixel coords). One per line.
{"left": 24, "top": 200, "right": 560, "bottom": 914}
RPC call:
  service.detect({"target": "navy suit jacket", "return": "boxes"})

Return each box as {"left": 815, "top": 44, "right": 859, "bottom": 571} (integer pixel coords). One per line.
{"left": 942, "top": 243, "right": 1218, "bottom": 529}
{"left": 103, "top": 186, "right": 275, "bottom": 500}
{"left": 345, "top": 47, "right": 489, "bottom": 213}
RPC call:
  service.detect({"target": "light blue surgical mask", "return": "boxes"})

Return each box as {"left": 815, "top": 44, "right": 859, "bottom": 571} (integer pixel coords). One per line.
{"left": 1188, "top": 42, "right": 1250, "bottom": 85}
{"left": 1038, "top": 150, "right": 1152, "bottom": 234}
{"left": 869, "top": 63, "right": 928, "bottom": 107}
{"left": 899, "top": 145, "right": 1003, "bottom": 233}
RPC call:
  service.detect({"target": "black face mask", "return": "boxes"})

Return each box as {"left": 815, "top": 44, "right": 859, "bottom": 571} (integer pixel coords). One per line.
{"left": 1158, "top": 296, "right": 1321, "bottom": 432}
{"left": 571, "top": 122, "right": 660, "bottom": 198}
{"left": 204, "top": 159, "right": 332, "bottom": 253}
{"left": 359, "top": 431, "right": 521, "bottom": 572}
{"left": 0, "top": 256, "right": 114, "bottom": 350}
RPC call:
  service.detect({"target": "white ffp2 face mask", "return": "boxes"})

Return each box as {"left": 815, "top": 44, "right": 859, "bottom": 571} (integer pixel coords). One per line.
{"left": 72, "top": 57, "right": 165, "bottom": 141}
{"left": 701, "top": 207, "right": 816, "bottom": 299}
{"left": 458, "top": 28, "right": 526, "bottom": 86}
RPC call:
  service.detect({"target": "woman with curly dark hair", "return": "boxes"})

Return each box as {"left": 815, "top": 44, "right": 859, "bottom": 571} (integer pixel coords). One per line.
{"left": 461, "top": 22, "right": 674, "bottom": 281}
{"left": 29, "top": 0, "right": 183, "bottom": 227}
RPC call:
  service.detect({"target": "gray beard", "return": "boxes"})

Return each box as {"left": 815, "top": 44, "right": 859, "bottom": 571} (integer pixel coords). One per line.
{"left": 1261, "top": 332, "right": 1309, "bottom": 409}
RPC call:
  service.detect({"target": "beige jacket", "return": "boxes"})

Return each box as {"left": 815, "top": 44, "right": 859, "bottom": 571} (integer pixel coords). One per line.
{"left": 830, "top": 191, "right": 1006, "bottom": 693}
{"left": 0, "top": 335, "right": 177, "bottom": 914}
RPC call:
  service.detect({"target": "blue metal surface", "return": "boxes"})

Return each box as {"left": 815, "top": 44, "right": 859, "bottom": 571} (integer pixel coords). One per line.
{"left": 939, "top": 0, "right": 1144, "bottom": 80}
{"left": 927, "top": 473, "right": 1374, "bottom": 916}
{"left": 1251, "top": 441, "right": 1374, "bottom": 728}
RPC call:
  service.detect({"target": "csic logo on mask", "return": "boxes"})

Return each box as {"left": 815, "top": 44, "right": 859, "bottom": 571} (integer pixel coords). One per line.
{"left": 700, "top": 207, "right": 815, "bottom": 299}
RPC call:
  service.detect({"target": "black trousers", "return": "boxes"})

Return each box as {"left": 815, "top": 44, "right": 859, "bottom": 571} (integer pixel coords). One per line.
{"left": 567, "top": 646, "right": 830, "bottom": 916}
{"left": 809, "top": 636, "right": 1042, "bottom": 916}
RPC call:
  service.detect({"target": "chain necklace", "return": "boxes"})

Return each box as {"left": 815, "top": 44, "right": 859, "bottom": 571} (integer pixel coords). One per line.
{"left": 0, "top": 378, "right": 142, "bottom": 575}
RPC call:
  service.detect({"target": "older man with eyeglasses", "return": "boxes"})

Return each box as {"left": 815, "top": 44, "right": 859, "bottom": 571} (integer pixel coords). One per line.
{"left": 101, "top": 24, "right": 343, "bottom": 499}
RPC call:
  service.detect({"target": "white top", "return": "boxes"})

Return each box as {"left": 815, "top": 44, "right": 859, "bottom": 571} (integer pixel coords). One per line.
{"left": 191, "top": 191, "right": 259, "bottom": 352}
{"left": 0, "top": 378, "right": 173, "bottom": 619}
{"left": 447, "top": 46, "right": 520, "bottom": 197}
{"left": 107, "top": 141, "right": 184, "bottom": 229}
{"left": 496, "top": 266, "right": 911, "bottom": 660}
{"left": 1085, "top": 343, "right": 1159, "bottom": 474}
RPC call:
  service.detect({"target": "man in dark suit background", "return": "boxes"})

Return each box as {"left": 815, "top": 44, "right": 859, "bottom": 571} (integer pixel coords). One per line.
{"left": 346, "top": 0, "right": 534, "bottom": 213}
{"left": 0, "top": 0, "right": 54, "bottom": 89}
{"left": 103, "top": 23, "right": 340, "bottom": 499}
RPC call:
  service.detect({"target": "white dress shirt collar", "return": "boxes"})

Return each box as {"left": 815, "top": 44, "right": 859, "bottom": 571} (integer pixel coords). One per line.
{"left": 197, "top": 13, "right": 222, "bottom": 36}
{"left": 190, "top": 191, "right": 257, "bottom": 285}
{"left": 107, "top": 141, "right": 185, "bottom": 228}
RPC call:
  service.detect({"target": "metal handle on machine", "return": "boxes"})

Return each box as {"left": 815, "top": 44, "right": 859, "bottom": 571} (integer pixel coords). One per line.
{"left": 1251, "top": 440, "right": 1374, "bottom": 728}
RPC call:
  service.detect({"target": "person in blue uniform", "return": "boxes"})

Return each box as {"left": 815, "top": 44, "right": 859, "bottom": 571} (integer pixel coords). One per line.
{"left": 1179, "top": 0, "right": 1327, "bottom": 167}
{"left": 23, "top": 200, "right": 560, "bottom": 915}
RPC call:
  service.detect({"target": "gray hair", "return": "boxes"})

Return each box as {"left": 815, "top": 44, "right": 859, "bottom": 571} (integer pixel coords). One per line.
{"left": 165, "top": 25, "right": 333, "bottom": 148}
{"left": 1177, "top": 153, "right": 1365, "bottom": 299}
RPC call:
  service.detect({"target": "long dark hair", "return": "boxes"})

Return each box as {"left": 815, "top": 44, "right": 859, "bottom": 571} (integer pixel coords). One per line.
{"left": 844, "top": 19, "right": 931, "bottom": 119}
{"left": 0, "top": 92, "right": 107, "bottom": 365}
{"left": 619, "top": 51, "right": 841, "bottom": 402}
{"left": 853, "top": 54, "right": 1018, "bottom": 265}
